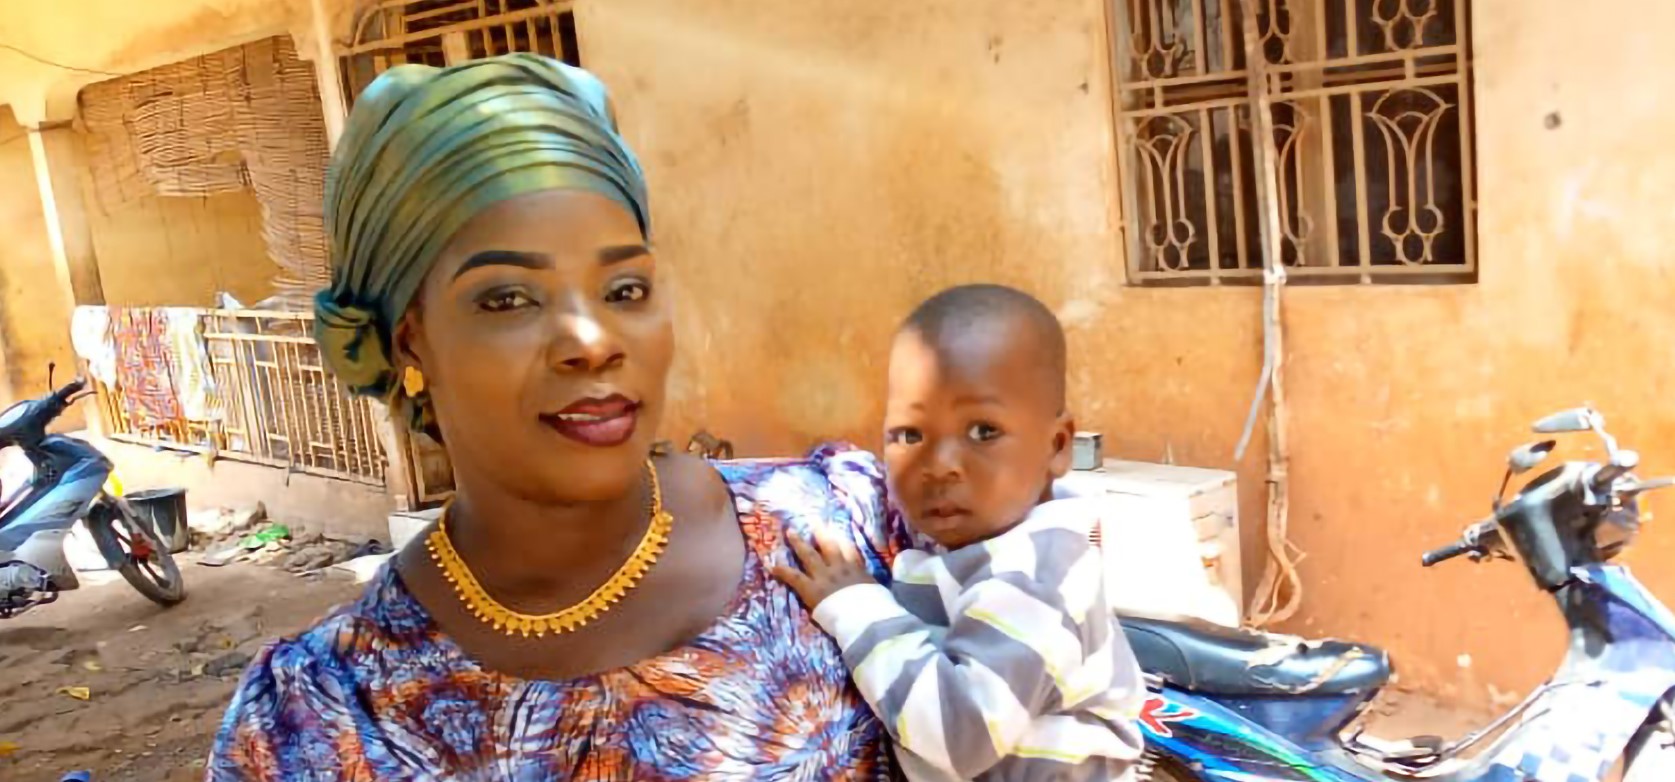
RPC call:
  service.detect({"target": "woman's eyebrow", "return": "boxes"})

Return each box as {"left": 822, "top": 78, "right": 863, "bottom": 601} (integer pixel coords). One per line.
{"left": 453, "top": 250, "right": 552, "bottom": 279}
{"left": 599, "top": 244, "right": 650, "bottom": 265}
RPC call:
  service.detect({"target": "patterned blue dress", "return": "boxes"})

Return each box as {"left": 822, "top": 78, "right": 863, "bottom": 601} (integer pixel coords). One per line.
{"left": 208, "top": 446, "right": 912, "bottom": 780}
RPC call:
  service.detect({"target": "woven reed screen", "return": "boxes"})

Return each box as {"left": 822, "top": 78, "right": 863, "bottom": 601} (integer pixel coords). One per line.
{"left": 79, "top": 37, "right": 331, "bottom": 296}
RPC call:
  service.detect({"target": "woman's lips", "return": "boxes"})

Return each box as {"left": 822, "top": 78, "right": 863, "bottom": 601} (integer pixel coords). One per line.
{"left": 540, "top": 395, "right": 641, "bottom": 448}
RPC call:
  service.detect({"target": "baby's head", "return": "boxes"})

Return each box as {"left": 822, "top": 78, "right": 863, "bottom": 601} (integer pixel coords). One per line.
{"left": 884, "top": 284, "right": 1074, "bottom": 550}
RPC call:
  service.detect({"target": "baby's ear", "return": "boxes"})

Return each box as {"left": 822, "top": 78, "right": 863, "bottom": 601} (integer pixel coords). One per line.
{"left": 1048, "top": 412, "right": 1076, "bottom": 478}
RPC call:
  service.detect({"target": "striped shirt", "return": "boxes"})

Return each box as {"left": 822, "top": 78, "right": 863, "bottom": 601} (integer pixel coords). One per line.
{"left": 812, "top": 499, "right": 1146, "bottom": 781}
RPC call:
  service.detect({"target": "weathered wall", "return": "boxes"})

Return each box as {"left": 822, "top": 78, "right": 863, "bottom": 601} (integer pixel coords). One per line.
{"left": 581, "top": 0, "right": 1675, "bottom": 704}
{"left": 1273, "top": 0, "right": 1675, "bottom": 702}
{"left": 0, "top": 0, "right": 302, "bottom": 123}
{"left": 79, "top": 184, "right": 279, "bottom": 307}
{"left": 0, "top": 108, "right": 75, "bottom": 406}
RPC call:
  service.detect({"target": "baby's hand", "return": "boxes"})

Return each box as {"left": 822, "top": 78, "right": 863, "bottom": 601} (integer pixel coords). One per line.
{"left": 771, "top": 528, "right": 876, "bottom": 609}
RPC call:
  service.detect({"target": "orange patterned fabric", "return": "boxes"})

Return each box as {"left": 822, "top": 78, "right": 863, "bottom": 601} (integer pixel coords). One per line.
{"left": 210, "top": 446, "right": 914, "bottom": 781}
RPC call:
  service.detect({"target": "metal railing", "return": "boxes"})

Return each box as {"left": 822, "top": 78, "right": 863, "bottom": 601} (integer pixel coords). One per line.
{"left": 1111, "top": 0, "right": 1476, "bottom": 284}
{"left": 94, "top": 308, "right": 388, "bottom": 487}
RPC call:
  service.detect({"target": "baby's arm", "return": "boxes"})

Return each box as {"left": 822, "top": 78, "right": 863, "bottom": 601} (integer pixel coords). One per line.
{"left": 796, "top": 528, "right": 1128, "bottom": 779}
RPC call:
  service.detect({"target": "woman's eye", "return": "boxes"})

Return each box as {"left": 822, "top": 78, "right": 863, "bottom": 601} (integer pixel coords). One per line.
{"left": 887, "top": 428, "right": 923, "bottom": 446}
{"left": 967, "top": 423, "right": 1002, "bottom": 443}
{"left": 607, "top": 280, "right": 651, "bottom": 304}
{"left": 479, "top": 290, "right": 535, "bottom": 313}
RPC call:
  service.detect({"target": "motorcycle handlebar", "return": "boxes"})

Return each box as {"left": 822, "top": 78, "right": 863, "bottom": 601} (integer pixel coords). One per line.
{"left": 1421, "top": 539, "right": 1476, "bottom": 567}
{"left": 52, "top": 378, "right": 88, "bottom": 402}
{"left": 1421, "top": 519, "right": 1499, "bottom": 567}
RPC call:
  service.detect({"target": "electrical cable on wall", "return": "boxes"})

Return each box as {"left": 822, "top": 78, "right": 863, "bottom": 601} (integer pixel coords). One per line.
{"left": 1234, "top": 0, "right": 1305, "bottom": 629}
{"left": 0, "top": 41, "right": 124, "bottom": 77}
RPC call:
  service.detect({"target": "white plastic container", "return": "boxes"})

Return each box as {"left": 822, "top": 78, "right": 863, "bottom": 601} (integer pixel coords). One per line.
{"left": 1056, "top": 459, "right": 1242, "bottom": 626}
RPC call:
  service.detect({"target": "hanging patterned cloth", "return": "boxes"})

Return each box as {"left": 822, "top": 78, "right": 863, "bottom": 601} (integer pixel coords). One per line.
{"left": 70, "top": 306, "right": 118, "bottom": 387}
{"left": 111, "top": 308, "right": 183, "bottom": 428}
{"left": 161, "top": 308, "right": 220, "bottom": 422}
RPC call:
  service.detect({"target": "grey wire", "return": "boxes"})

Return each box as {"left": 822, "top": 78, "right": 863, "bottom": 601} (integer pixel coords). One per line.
{"left": 1233, "top": 273, "right": 1277, "bottom": 461}
{"left": 0, "top": 40, "right": 124, "bottom": 77}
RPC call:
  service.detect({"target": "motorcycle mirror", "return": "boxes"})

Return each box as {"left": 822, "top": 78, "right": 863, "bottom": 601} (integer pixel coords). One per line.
{"left": 1509, "top": 440, "right": 1557, "bottom": 474}
{"left": 1533, "top": 408, "right": 1596, "bottom": 434}
{"left": 46, "top": 361, "right": 56, "bottom": 390}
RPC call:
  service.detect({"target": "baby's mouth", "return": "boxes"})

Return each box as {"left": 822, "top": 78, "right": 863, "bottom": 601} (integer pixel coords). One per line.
{"left": 922, "top": 505, "right": 970, "bottom": 520}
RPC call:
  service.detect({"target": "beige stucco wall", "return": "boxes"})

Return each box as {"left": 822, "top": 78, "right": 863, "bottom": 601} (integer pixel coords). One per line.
{"left": 0, "top": 0, "right": 312, "bottom": 311}
{"left": 80, "top": 184, "right": 280, "bottom": 307}
{"left": 0, "top": 108, "right": 74, "bottom": 407}
{"left": 0, "top": 0, "right": 303, "bottom": 123}
{"left": 580, "top": 0, "right": 1675, "bottom": 705}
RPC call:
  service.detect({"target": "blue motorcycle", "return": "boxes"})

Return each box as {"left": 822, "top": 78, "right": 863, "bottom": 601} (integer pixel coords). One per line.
{"left": 1125, "top": 408, "right": 1675, "bottom": 782}
{"left": 0, "top": 367, "right": 185, "bottom": 618}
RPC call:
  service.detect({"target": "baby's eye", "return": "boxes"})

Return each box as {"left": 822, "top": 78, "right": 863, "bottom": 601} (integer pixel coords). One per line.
{"left": 886, "top": 428, "right": 923, "bottom": 446}
{"left": 479, "top": 290, "right": 536, "bottom": 313}
{"left": 967, "top": 423, "right": 1002, "bottom": 443}
{"left": 607, "top": 280, "right": 651, "bottom": 304}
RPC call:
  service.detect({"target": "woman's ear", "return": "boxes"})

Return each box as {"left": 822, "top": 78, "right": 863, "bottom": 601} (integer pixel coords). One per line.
{"left": 391, "top": 310, "right": 427, "bottom": 374}
{"left": 1049, "top": 412, "right": 1077, "bottom": 478}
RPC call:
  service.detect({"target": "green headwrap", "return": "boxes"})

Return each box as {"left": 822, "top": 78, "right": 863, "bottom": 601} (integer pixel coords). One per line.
{"left": 314, "top": 54, "right": 650, "bottom": 403}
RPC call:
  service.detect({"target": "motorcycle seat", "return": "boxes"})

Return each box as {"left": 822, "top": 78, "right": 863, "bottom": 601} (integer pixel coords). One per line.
{"left": 1120, "top": 614, "right": 1391, "bottom": 697}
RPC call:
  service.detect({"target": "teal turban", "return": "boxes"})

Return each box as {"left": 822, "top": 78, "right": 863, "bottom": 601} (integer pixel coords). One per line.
{"left": 314, "top": 54, "right": 650, "bottom": 401}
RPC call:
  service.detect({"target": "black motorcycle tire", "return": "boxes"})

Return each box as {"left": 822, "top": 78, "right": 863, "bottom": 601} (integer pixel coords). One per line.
{"left": 88, "top": 497, "right": 186, "bottom": 607}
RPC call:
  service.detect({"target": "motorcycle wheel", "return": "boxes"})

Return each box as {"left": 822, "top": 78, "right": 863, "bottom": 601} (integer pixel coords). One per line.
{"left": 1624, "top": 719, "right": 1675, "bottom": 782}
{"left": 89, "top": 499, "right": 186, "bottom": 607}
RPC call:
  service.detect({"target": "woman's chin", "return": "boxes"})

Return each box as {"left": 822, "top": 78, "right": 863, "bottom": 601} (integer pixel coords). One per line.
{"left": 526, "top": 444, "right": 657, "bottom": 502}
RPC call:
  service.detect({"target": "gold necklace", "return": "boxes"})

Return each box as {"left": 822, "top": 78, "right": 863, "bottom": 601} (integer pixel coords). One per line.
{"left": 426, "top": 459, "right": 675, "bottom": 637}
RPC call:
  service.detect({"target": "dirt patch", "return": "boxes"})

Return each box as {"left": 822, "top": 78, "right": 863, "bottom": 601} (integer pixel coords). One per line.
{"left": 0, "top": 558, "right": 360, "bottom": 782}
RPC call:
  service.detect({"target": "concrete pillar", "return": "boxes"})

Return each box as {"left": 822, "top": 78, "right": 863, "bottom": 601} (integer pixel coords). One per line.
{"left": 310, "top": 0, "right": 349, "bottom": 150}
{"left": 26, "top": 123, "right": 104, "bottom": 310}
{"left": 25, "top": 122, "right": 103, "bottom": 433}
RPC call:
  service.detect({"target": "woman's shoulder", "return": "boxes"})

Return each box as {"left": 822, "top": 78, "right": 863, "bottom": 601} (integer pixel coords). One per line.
{"left": 713, "top": 443, "right": 912, "bottom": 576}
{"left": 711, "top": 439, "right": 876, "bottom": 483}
{"left": 210, "top": 569, "right": 428, "bottom": 770}
{"left": 712, "top": 442, "right": 883, "bottom": 517}
{"left": 225, "top": 567, "right": 423, "bottom": 702}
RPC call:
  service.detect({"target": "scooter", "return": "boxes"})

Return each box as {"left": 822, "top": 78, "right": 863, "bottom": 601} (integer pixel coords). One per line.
{"left": 1126, "top": 408, "right": 1675, "bottom": 781}
{"left": 0, "top": 365, "right": 185, "bottom": 618}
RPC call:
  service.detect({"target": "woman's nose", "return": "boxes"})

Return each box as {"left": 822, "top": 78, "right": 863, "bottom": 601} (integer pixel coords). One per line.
{"left": 548, "top": 301, "right": 626, "bottom": 372}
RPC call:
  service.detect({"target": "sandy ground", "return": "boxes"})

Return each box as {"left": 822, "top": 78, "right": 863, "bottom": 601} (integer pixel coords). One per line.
{"left": 0, "top": 558, "right": 360, "bottom": 782}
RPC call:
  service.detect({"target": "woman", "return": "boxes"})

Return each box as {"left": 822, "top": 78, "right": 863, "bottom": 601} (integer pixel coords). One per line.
{"left": 209, "top": 54, "right": 911, "bottom": 780}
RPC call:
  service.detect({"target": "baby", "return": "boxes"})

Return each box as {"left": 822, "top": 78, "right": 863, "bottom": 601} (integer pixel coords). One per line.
{"left": 775, "top": 284, "right": 1145, "bottom": 781}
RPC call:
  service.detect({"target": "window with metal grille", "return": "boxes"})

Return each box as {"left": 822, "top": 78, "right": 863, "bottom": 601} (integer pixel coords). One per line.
{"left": 339, "top": 0, "right": 582, "bottom": 109}
{"left": 1110, "top": 0, "right": 1476, "bottom": 285}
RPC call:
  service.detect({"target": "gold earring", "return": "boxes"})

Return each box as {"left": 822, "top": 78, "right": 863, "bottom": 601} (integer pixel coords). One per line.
{"left": 402, "top": 366, "right": 427, "bottom": 397}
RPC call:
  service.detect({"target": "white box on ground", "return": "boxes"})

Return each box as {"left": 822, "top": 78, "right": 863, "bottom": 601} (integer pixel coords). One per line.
{"left": 388, "top": 507, "right": 444, "bottom": 551}
{"left": 1058, "top": 459, "right": 1242, "bottom": 626}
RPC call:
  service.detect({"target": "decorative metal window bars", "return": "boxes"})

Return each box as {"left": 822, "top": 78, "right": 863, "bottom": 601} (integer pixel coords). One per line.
{"left": 1111, "top": 0, "right": 1476, "bottom": 284}
{"left": 339, "top": 0, "right": 581, "bottom": 107}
